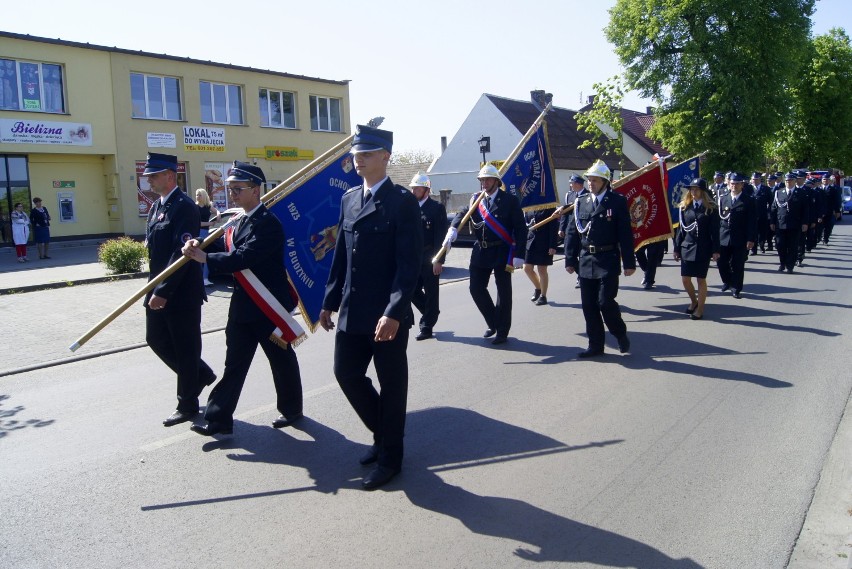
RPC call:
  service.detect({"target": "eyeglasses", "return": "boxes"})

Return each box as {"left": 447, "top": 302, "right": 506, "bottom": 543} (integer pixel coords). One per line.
{"left": 228, "top": 186, "right": 254, "bottom": 194}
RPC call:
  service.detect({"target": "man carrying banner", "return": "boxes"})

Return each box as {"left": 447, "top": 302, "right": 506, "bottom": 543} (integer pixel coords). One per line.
{"left": 409, "top": 171, "right": 448, "bottom": 341}
{"left": 320, "top": 125, "right": 422, "bottom": 490}
{"left": 141, "top": 152, "right": 217, "bottom": 427}
{"left": 565, "top": 160, "right": 635, "bottom": 358}
{"left": 182, "top": 161, "right": 304, "bottom": 436}
{"left": 446, "top": 164, "right": 527, "bottom": 345}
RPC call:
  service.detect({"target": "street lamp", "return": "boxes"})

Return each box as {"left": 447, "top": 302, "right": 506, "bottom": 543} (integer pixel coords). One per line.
{"left": 478, "top": 136, "right": 490, "bottom": 166}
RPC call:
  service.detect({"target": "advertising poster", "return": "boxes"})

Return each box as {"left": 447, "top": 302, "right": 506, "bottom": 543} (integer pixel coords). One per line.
{"left": 204, "top": 162, "right": 229, "bottom": 211}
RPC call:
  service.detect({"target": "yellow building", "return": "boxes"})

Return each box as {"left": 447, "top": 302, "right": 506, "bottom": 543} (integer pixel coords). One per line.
{"left": 0, "top": 31, "right": 350, "bottom": 243}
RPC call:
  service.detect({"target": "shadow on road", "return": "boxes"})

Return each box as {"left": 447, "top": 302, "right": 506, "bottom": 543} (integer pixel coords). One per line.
{"left": 0, "top": 394, "right": 55, "bottom": 440}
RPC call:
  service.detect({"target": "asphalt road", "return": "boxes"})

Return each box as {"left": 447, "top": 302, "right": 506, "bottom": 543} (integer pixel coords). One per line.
{"left": 1, "top": 227, "right": 851, "bottom": 568}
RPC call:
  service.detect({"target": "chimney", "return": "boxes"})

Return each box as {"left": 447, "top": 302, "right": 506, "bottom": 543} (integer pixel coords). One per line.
{"left": 587, "top": 95, "right": 596, "bottom": 105}
{"left": 646, "top": 106, "right": 654, "bottom": 115}
{"left": 531, "top": 90, "right": 553, "bottom": 111}
{"left": 440, "top": 136, "right": 447, "bottom": 153}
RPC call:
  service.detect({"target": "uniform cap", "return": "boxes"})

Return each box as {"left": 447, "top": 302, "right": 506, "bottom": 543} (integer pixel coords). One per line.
{"left": 226, "top": 161, "right": 266, "bottom": 186}
{"left": 141, "top": 152, "right": 178, "bottom": 175}
{"left": 351, "top": 124, "right": 393, "bottom": 154}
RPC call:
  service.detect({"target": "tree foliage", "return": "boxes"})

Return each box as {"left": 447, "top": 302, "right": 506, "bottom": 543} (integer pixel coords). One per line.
{"left": 575, "top": 76, "right": 627, "bottom": 171}
{"left": 769, "top": 28, "right": 852, "bottom": 172}
{"left": 606, "top": 0, "right": 815, "bottom": 173}
{"left": 390, "top": 149, "right": 435, "bottom": 165}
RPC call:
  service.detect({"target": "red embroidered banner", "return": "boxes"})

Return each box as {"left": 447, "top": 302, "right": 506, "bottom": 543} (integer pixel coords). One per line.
{"left": 612, "top": 160, "right": 674, "bottom": 251}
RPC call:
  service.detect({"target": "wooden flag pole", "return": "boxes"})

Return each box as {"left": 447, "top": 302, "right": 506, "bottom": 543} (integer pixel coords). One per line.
{"left": 529, "top": 203, "right": 574, "bottom": 231}
{"left": 69, "top": 134, "right": 355, "bottom": 352}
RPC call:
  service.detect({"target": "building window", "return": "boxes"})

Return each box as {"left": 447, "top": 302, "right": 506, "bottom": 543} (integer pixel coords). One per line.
{"left": 309, "top": 95, "right": 341, "bottom": 132}
{"left": 259, "top": 89, "right": 296, "bottom": 129}
{"left": 200, "top": 81, "right": 243, "bottom": 125}
{"left": 130, "top": 73, "right": 182, "bottom": 120}
{"left": 0, "top": 59, "right": 65, "bottom": 113}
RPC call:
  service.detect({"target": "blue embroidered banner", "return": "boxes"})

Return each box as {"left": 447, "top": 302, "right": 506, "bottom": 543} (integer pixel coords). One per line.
{"left": 500, "top": 122, "right": 560, "bottom": 211}
{"left": 666, "top": 155, "right": 702, "bottom": 228}
{"left": 266, "top": 149, "right": 361, "bottom": 332}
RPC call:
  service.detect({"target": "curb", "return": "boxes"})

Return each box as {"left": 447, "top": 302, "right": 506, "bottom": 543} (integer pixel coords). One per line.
{"left": 0, "top": 271, "right": 149, "bottom": 295}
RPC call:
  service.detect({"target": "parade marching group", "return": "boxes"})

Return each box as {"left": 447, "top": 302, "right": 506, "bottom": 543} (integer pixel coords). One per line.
{"left": 137, "top": 124, "right": 845, "bottom": 490}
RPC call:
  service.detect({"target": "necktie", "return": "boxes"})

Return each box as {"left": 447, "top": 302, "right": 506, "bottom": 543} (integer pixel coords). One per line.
{"left": 363, "top": 189, "right": 372, "bottom": 205}
{"left": 593, "top": 197, "right": 599, "bottom": 209}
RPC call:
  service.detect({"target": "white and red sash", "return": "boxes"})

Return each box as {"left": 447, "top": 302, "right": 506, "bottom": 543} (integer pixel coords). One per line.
{"left": 226, "top": 221, "right": 306, "bottom": 349}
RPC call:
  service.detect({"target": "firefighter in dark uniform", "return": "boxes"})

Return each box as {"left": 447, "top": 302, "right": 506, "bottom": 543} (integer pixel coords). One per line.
{"left": 795, "top": 171, "right": 815, "bottom": 265}
{"left": 750, "top": 172, "right": 772, "bottom": 255}
{"left": 564, "top": 159, "right": 635, "bottom": 358}
{"left": 765, "top": 172, "right": 780, "bottom": 251}
{"left": 408, "top": 171, "right": 448, "bottom": 341}
{"left": 821, "top": 173, "right": 842, "bottom": 244}
{"left": 182, "top": 162, "right": 304, "bottom": 437}
{"left": 445, "top": 164, "right": 527, "bottom": 345}
{"left": 770, "top": 172, "right": 809, "bottom": 273}
{"left": 717, "top": 173, "right": 757, "bottom": 298}
{"left": 808, "top": 176, "right": 827, "bottom": 251}
{"left": 558, "top": 174, "right": 587, "bottom": 289}
{"left": 710, "top": 171, "right": 727, "bottom": 201}
{"left": 141, "top": 152, "right": 216, "bottom": 427}
{"left": 320, "top": 125, "right": 423, "bottom": 490}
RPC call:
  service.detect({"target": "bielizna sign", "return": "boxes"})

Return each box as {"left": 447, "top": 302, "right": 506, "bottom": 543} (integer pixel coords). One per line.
{"left": 0, "top": 119, "right": 93, "bottom": 146}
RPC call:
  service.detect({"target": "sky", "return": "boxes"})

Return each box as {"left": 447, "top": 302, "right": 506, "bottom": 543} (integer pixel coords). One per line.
{"left": 2, "top": 0, "right": 849, "bottom": 156}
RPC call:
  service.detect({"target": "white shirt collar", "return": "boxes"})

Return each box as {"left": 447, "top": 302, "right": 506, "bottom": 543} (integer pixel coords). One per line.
{"left": 242, "top": 203, "right": 262, "bottom": 219}
{"left": 160, "top": 187, "right": 179, "bottom": 205}
{"left": 364, "top": 176, "right": 389, "bottom": 197}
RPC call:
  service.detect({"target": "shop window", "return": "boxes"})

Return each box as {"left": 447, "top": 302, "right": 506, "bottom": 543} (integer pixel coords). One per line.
{"left": 130, "top": 73, "right": 182, "bottom": 120}
{"left": 0, "top": 59, "right": 65, "bottom": 113}
{"left": 259, "top": 88, "right": 296, "bottom": 129}
{"left": 200, "top": 81, "right": 243, "bottom": 125}
{"left": 309, "top": 96, "right": 341, "bottom": 132}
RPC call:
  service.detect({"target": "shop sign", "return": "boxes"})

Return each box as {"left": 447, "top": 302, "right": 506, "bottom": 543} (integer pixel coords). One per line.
{"left": 265, "top": 146, "right": 314, "bottom": 161}
{"left": 183, "top": 126, "right": 225, "bottom": 152}
{"left": 147, "top": 132, "right": 177, "bottom": 148}
{"left": 0, "top": 118, "right": 93, "bottom": 146}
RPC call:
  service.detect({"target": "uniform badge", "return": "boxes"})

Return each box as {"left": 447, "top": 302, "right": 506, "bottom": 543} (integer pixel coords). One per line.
{"left": 181, "top": 232, "right": 193, "bottom": 243}
{"left": 158, "top": 213, "right": 165, "bottom": 221}
{"left": 607, "top": 208, "right": 613, "bottom": 221}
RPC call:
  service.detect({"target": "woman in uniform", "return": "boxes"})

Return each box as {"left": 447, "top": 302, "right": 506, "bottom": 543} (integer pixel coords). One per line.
{"left": 673, "top": 178, "right": 720, "bottom": 320}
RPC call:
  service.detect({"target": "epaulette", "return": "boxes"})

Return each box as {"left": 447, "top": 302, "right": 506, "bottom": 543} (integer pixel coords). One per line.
{"left": 343, "top": 185, "right": 363, "bottom": 196}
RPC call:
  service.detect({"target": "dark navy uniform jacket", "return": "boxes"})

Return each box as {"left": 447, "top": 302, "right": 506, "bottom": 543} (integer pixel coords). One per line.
{"left": 718, "top": 193, "right": 757, "bottom": 247}
{"left": 144, "top": 188, "right": 205, "bottom": 309}
{"left": 419, "top": 197, "right": 448, "bottom": 264}
{"left": 451, "top": 189, "right": 527, "bottom": 270}
{"left": 564, "top": 189, "right": 636, "bottom": 278}
{"left": 674, "top": 203, "right": 720, "bottom": 263}
{"left": 323, "top": 178, "right": 423, "bottom": 334}
{"left": 770, "top": 186, "right": 809, "bottom": 229}
{"left": 207, "top": 205, "right": 295, "bottom": 323}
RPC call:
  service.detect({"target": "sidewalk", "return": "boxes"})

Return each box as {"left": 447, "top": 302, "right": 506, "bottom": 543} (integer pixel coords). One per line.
{"left": 0, "top": 239, "right": 132, "bottom": 293}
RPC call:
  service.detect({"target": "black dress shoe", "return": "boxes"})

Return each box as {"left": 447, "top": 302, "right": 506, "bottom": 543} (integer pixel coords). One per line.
{"left": 359, "top": 445, "right": 379, "bottom": 465}
{"left": 272, "top": 412, "right": 303, "bottom": 429}
{"left": 787, "top": 267, "right": 794, "bottom": 273}
{"left": 483, "top": 328, "right": 496, "bottom": 338}
{"left": 642, "top": 282, "right": 653, "bottom": 290}
{"left": 690, "top": 313, "right": 704, "bottom": 320}
{"left": 732, "top": 290, "right": 742, "bottom": 299}
{"left": 797, "top": 260, "right": 804, "bottom": 267}
{"left": 190, "top": 422, "right": 233, "bottom": 436}
{"left": 415, "top": 329, "right": 433, "bottom": 341}
{"left": 362, "top": 465, "right": 400, "bottom": 490}
{"left": 534, "top": 295, "right": 547, "bottom": 306}
{"left": 721, "top": 284, "right": 731, "bottom": 292}
{"left": 162, "top": 410, "right": 198, "bottom": 427}
{"left": 530, "top": 289, "right": 541, "bottom": 302}
{"left": 491, "top": 336, "right": 508, "bottom": 345}
{"left": 617, "top": 335, "right": 631, "bottom": 354}
{"left": 686, "top": 303, "right": 698, "bottom": 315}
{"left": 578, "top": 348, "right": 604, "bottom": 358}
{"left": 778, "top": 265, "right": 785, "bottom": 272}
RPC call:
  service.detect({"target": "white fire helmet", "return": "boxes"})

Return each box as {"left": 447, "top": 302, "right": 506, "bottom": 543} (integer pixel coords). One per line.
{"left": 409, "top": 171, "right": 431, "bottom": 189}
{"left": 583, "top": 159, "right": 611, "bottom": 181}
{"left": 477, "top": 164, "right": 501, "bottom": 180}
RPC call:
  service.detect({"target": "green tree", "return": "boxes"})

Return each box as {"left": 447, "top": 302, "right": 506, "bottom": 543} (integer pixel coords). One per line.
{"left": 574, "top": 75, "right": 627, "bottom": 171}
{"left": 769, "top": 28, "right": 852, "bottom": 172}
{"left": 606, "top": 0, "right": 815, "bottom": 173}
{"left": 390, "top": 149, "right": 435, "bottom": 165}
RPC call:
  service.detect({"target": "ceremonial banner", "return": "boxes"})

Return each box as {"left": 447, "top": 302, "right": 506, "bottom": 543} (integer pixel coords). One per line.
{"left": 266, "top": 150, "right": 360, "bottom": 331}
{"left": 500, "top": 121, "right": 560, "bottom": 211}
{"left": 612, "top": 159, "right": 673, "bottom": 250}
{"left": 666, "top": 155, "right": 702, "bottom": 228}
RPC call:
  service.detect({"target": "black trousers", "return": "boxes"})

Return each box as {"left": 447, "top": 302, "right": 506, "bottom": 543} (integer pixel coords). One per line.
{"left": 756, "top": 217, "right": 770, "bottom": 251}
{"left": 146, "top": 304, "right": 214, "bottom": 413}
{"left": 469, "top": 264, "right": 513, "bottom": 337}
{"left": 718, "top": 244, "right": 748, "bottom": 291}
{"left": 822, "top": 215, "right": 835, "bottom": 242}
{"left": 776, "top": 228, "right": 801, "bottom": 270}
{"left": 806, "top": 224, "right": 819, "bottom": 251}
{"left": 635, "top": 241, "right": 665, "bottom": 284}
{"left": 411, "top": 261, "right": 440, "bottom": 331}
{"left": 578, "top": 274, "right": 626, "bottom": 350}
{"left": 334, "top": 328, "right": 409, "bottom": 470}
{"left": 204, "top": 318, "right": 303, "bottom": 427}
